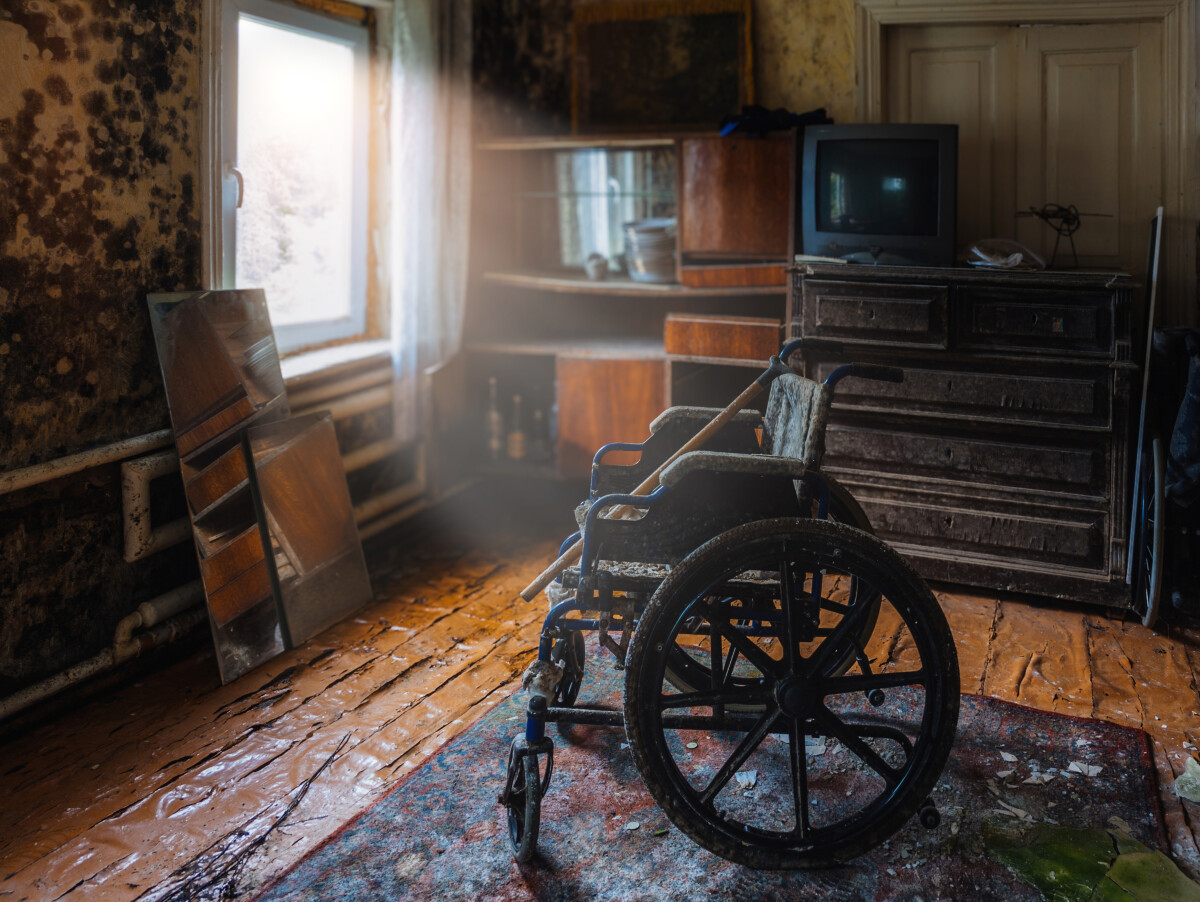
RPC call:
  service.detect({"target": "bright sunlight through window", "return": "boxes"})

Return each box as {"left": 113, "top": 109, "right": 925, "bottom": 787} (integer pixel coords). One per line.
{"left": 235, "top": 12, "right": 366, "bottom": 348}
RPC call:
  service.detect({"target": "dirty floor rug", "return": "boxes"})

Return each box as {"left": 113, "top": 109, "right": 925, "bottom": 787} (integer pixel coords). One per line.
{"left": 254, "top": 662, "right": 1166, "bottom": 902}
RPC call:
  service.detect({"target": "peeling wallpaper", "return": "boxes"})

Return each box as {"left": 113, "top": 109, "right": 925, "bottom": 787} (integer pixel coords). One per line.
{"left": 0, "top": 0, "right": 201, "bottom": 472}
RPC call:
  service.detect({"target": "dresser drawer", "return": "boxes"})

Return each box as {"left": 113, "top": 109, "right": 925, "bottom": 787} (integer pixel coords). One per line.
{"left": 801, "top": 280, "right": 947, "bottom": 348}
{"left": 956, "top": 287, "right": 1113, "bottom": 355}
{"left": 813, "top": 360, "right": 1111, "bottom": 430}
{"left": 850, "top": 488, "right": 1107, "bottom": 574}
{"left": 824, "top": 424, "right": 1106, "bottom": 497}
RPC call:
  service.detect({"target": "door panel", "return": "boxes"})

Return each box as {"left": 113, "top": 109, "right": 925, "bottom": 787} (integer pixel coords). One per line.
{"left": 886, "top": 26, "right": 1017, "bottom": 253}
{"left": 1015, "top": 23, "right": 1162, "bottom": 273}
{"left": 555, "top": 356, "right": 666, "bottom": 478}
{"left": 886, "top": 21, "right": 1164, "bottom": 281}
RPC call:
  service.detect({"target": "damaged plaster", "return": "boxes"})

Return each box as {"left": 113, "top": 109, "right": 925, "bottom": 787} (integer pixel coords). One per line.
{"left": 0, "top": 0, "right": 200, "bottom": 471}
{"left": 0, "top": 0, "right": 202, "bottom": 694}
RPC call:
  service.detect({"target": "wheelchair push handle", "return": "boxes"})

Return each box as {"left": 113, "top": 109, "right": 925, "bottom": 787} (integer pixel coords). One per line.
{"left": 774, "top": 339, "right": 905, "bottom": 388}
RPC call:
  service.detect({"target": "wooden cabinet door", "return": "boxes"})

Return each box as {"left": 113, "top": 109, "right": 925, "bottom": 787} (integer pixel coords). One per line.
{"left": 555, "top": 356, "right": 666, "bottom": 479}
{"left": 423, "top": 352, "right": 470, "bottom": 500}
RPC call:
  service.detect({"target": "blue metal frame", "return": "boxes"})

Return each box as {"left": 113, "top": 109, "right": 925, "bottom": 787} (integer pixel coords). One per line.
{"left": 579, "top": 485, "right": 670, "bottom": 576}
{"left": 520, "top": 338, "right": 857, "bottom": 756}
{"left": 590, "top": 442, "right": 645, "bottom": 494}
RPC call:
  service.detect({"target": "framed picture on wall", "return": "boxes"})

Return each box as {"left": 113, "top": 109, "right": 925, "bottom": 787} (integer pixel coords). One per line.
{"left": 572, "top": 0, "right": 754, "bottom": 133}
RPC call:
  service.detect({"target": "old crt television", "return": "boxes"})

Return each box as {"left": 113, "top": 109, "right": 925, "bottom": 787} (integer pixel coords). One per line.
{"left": 800, "top": 123, "right": 957, "bottom": 266}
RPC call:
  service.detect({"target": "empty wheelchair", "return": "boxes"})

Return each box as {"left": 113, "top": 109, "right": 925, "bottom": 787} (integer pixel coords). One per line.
{"left": 501, "top": 339, "right": 960, "bottom": 868}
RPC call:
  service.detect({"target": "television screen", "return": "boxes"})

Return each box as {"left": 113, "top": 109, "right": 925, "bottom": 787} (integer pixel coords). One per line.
{"left": 816, "top": 139, "right": 941, "bottom": 237}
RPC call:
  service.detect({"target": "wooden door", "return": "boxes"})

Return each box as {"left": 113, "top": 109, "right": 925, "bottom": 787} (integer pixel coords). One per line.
{"left": 886, "top": 25, "right": 1018, "bottom": 253}
{"left": 1013, "top": 23, "right": 1163, "bottom": 273}
{"left": 555, "top": 355, "right": 666, "bottom": 479}
{"left": 886, "top": 21, "right": 1164, "bottom": 278}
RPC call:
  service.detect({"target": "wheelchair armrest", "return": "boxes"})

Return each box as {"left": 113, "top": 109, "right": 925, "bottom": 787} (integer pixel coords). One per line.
{"left": 659, "top": 451, "right": 807, "bottom": 488}
{"left": 649, "top": 406, "right": 763, "bottom": 435}
{"left": 591, "top": 407, "right": 763, "bottom": 498}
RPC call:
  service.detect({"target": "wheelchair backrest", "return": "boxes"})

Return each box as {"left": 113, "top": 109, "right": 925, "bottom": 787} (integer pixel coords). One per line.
{"left": 763, "top": 373, "right": 831, "bottom": 469}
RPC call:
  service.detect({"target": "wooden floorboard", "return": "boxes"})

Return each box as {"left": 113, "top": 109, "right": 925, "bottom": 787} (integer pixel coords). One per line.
{"left": 1, "top": 484, "right": 1199, "bottom": 899}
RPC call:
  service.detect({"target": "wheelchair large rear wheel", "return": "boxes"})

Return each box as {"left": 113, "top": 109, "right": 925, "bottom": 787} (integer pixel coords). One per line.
{"left": 624, "top": 518, "right": 959, "bottom": 868}
{"left": 1133, "top": 436, "right": 1165, "bottom": 628}
{"left": 663, "top": 478, "right": 879, "bottom": 703}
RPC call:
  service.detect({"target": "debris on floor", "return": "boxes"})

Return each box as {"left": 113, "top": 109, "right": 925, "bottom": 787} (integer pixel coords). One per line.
{"left": 1068, "top": 761, "right": 1104, "bottom": 778}
{"left": 734, "top": 770, "right": 757, "bottom": 790}
{"left": 1176, "top": 757, "right": 1200, "bottom": 804}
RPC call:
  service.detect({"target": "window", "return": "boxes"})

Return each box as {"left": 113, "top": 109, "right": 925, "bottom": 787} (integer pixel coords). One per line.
{"left": 213, "top": 0, "right": 370, "bottom": 353}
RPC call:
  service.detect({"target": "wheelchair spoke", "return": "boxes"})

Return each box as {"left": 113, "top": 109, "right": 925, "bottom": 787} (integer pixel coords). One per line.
{"left": 789, "top": 719, "right": 810, "bottom": 838}
{"left": 709, "top": 611, "right": 782, "bottom": 678}
{"left": 699, "top": 709, "right": 781, "bottom": 807}
{"left": 780, "top": 555, "right": 798, "bottom": 671}
{"left": 812, "top": 706, "right": 901, "bottom": 788}
{"left": 803, "top": 582, "right": 878, "bottom": 678}
{"left": 822, "top": 669, "right": 926, "bottom": 696}
{"left": 721, "top": 644, "right": 742, "bottom": 687}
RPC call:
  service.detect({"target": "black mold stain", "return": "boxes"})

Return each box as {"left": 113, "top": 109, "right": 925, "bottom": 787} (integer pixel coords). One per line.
{"left": 473, "top": 0, "right": 572, "bottom": 136}
{"left": 43, "top": 74, "right": 73, "bottom": 106}
{"left": 1, "top": 0, "right": 201, "bottom": 471}
{"left": 0, "top": 0, "right": 203, "bottom": 693}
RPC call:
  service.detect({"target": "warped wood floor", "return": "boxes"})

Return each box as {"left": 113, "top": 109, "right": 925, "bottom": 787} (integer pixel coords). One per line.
{"left": 2, "top": 483, "right": 1200, "bottom": 901}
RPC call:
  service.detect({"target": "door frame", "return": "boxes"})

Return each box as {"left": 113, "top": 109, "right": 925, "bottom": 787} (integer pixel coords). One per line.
{"left": 855, "top": 0, "right": 1196, "bottom": 324}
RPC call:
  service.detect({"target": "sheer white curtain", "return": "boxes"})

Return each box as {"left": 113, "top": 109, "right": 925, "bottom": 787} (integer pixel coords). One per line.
{"left": 388, "top": 0, "right": 472, "bottom": 443}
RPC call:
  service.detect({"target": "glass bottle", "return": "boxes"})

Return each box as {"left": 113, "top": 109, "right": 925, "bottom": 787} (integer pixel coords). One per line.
{"left": 530, "top": 408, "right": 548, "bottom": 461}
{"left": 507, "top": 393, "right": 527, "bottom": 460}
{"left": 485, "top": 377, "right": 503, "bottom": 460}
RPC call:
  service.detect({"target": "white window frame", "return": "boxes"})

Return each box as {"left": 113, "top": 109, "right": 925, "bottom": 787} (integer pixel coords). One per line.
{"left": 202, "top": 0, "right": 370, "bottom": 354}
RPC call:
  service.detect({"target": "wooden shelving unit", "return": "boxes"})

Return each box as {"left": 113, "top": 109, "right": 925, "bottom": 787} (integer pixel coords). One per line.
{"left": 482, "top": 270, "right": 785, "bottom": 298}
{"left": 426, "top": 132, "right": 794, "bottom": 489}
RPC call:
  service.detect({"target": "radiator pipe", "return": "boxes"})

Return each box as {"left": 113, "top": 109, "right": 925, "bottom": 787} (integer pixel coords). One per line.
{"left": 0, "top": 430, "right": 174, "bottom": 497}
{"left": 0, "top": 585, "right": 206, "bottom": 723}
{"left": 113, "top": 581, "right": 205, "bottom": 662}
{"left": 122, "top": 450, "right": 191, "bottom": 563}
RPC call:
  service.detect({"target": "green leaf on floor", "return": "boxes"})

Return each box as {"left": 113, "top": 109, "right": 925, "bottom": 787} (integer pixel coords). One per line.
{"left": 986, "top": 822, "right": 1118, "bottom": 901}
{"left": 985, "top": 821, "right": 1200, "bottom": 902}
{"left": 1094, "top": 851, "right": 1200, "bottom": 902}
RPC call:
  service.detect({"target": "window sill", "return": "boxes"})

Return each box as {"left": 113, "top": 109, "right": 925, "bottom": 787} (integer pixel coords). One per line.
{"left": 281, "top": 339, "right": 392, "bottom": 392}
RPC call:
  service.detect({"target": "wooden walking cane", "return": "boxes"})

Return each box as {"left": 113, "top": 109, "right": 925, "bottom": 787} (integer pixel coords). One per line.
{"left": 519, "top": 344, "right": 803, "bottom": 602}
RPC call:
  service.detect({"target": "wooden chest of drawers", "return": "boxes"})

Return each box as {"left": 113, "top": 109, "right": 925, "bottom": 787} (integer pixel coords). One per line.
{"left": 791, "top": 263, "right": 1137, "bottom": 608}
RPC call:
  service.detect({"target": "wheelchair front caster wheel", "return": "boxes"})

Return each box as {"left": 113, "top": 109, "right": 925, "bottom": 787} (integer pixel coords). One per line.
{"left": 505, "top": 747, "right": 543, "bottom": 863}
{"left": 919, "top": 802, "right": 940, "bottom": 830}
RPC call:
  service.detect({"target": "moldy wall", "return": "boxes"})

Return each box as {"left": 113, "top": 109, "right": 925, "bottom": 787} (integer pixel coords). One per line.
{"left": 0, "top": 0, "right": 202, "bottom": 697}
{"left": 471, "top": 0, "right": 858, "bottom": 135}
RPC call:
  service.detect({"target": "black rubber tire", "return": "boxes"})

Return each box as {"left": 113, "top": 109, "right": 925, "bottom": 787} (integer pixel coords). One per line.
{"left": 663, "top": 477, "right": 879, "bottom": 701}
{"left": 1134, "top": 437, "right": 1165, "bottom": 629}
{"left": 551, "top": 630, "right": 586, "bottom": 707}
{"left": 624, "top": 517, "right": 959, "bottom": 869}
{"left": 551, "top": 630, "right": 587, "bottom": 739}
{"left": 506, "top": 751, "right": 542, "bottom": 864}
